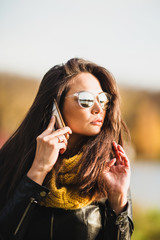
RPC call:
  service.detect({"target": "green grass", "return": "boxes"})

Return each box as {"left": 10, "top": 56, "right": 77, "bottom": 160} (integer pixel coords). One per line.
{"left": 132, "top": 206, "right": 160, "bottom": 240}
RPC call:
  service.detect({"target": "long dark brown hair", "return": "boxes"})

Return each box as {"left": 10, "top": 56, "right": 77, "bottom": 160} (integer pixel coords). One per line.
{"left": 0, "top": 58, "right": 129, "bottom": 207}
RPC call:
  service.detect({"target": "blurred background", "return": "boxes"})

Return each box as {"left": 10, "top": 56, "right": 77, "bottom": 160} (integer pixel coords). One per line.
{"left": 0, "top": 0, "right": 160, "bottom": 239}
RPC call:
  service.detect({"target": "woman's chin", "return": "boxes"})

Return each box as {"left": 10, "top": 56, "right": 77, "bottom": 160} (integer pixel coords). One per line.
{"left": 72, "top": 125, "right": 102, "bottom": 137}
{"left": 86, "top": 127, "right": 101, "bottom": 136}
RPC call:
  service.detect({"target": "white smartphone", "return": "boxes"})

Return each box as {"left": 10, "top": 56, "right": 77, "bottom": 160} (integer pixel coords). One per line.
{"left": 52, "top": 99, "right": 65, "bottom": 129}
{"left": 52, "top": 99, "right": 69, "bottom": 139}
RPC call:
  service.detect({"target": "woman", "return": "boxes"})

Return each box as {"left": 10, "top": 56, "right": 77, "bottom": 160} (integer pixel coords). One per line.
{"left": 0, "top": 58, "right": 133, "bottom": 239}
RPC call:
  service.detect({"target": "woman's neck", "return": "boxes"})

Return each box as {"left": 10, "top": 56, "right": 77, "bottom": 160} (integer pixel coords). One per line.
{"left": 63, "top": 133, "right": 85, "bottom": 158}
{"left": 67, "top": 133, "right": 83, "bottom": 150}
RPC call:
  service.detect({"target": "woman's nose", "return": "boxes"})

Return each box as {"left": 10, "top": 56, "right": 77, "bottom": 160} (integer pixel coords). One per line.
{"left": 91, "top": 100, "right": 103, "bottom": 114}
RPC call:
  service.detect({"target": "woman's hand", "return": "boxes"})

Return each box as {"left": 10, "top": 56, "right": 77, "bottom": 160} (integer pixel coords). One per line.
{"left": 27, "top": 116, "right": 72, "bottom": 185}
{"left": 103, "top": 141, "right": 131, "bottom": 215}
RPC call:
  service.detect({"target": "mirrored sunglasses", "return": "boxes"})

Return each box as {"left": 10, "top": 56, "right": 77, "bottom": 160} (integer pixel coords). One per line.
{"left": 66, "top": 91, "right": 111, "bottom": 109}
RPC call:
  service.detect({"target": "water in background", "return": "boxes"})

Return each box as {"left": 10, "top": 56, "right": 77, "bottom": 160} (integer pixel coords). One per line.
{"left": 131, "top": 161, "right": 160, "bottom": 209}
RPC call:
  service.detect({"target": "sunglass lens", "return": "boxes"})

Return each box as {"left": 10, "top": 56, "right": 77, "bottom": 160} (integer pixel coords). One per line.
{"left": 98, "top": 92, "right": 110, "bottom": 109}
{"left": 79, "top": 92, "right": 94, "bottom": 108}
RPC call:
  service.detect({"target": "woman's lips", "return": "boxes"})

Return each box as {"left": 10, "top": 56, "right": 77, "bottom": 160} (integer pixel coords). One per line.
{"left": 90, "top": 119, "right": 103, "bottom": 126}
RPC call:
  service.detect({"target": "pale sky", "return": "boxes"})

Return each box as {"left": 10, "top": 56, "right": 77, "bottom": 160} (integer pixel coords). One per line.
{"left": 0, "top": 0, "right": 160, "bottom": 90}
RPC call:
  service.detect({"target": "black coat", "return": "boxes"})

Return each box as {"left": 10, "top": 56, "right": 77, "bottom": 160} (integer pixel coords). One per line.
{"left": 0, "top": 176, "right": 133, "bottom": 240}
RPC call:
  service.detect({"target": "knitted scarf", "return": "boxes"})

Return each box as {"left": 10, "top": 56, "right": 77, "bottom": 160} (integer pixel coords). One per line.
{"left": 40, "top": 153, "right": 95, "bottom": 210}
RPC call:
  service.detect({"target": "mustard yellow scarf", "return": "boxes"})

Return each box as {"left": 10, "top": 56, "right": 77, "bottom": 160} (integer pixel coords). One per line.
{"left": 40, "top": 153, "right": 95, "bottom": 210}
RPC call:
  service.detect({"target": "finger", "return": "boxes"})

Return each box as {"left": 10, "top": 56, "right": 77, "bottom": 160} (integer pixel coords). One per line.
{"left": 112, "top": 141, "right": 121, "bottom": 164}
{"left": 59, "top": 142, "right": 67, "bottom": 154}
{"left": 39, "top": 116, "right": 56, "bottom": 137}
{"left": 56, "top": 135, "right": 68, "bottom": 146}
{"left": 118, "top": 152, "right": 130, "bottom": 168}
{"left": 109, "top": 158, "right": 116, "bottom": 167}
{"left": 60, "top": 148, "right": 67, "bottom": 154}
{"left": 60, "top": 138, "right": 68, "bottom": 154}
{"left": 118, "top": 151, "right": 128, "bottom": 161}
{"left": 117, "top": 144, "right": 125, "bottom": 153}
{"left": 52, "top": 126, "right": 72, "bottom": 137}
{"left": 104, "top": 158, "right": 116, "bottom": 173}
{"left": 106, "top": 158, "right": 116, "bottom": 168}
{"left": 46, "top": 116, "right": 56, "bottom": 131}
{"left": 43, "top": 126, "right": 72, "bottom": 142}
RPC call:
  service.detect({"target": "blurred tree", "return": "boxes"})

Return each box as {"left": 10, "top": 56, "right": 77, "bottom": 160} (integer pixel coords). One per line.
{"left": 121, "top": 88, "right": 160, "bottom": 160}
{"left": 0, "top": 73, "right": 39, "bottom": 135}
{"left": 131, "top": 98, "right": 160, "bottom": 159}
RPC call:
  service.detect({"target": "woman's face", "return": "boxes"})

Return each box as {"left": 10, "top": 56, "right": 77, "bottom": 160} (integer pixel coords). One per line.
{"left": 62, "top": 72, "right": 106, "bottom": 139}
